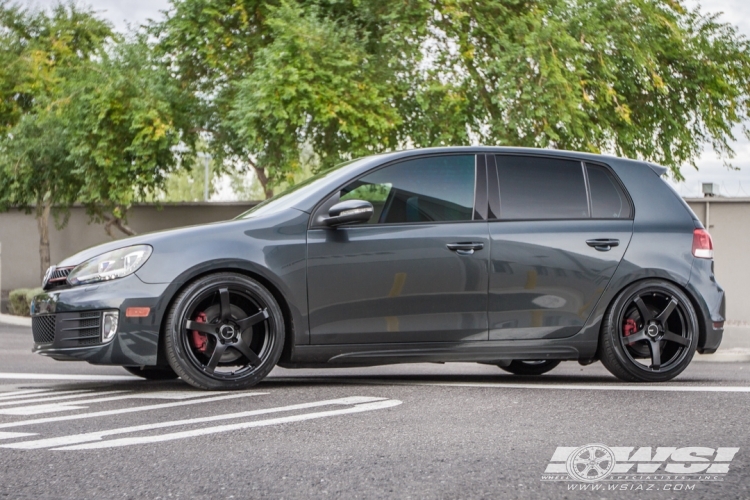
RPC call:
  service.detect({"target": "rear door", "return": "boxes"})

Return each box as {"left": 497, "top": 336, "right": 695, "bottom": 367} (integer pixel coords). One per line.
{"left": 487, "top": 155, "right": 633, "bottom": 340}
{"left": 307, "top": 154, "right": 490, "bottom": 344}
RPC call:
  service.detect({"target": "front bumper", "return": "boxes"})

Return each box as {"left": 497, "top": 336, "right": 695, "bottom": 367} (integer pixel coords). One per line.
{"left": 31, "top": 275, "right": 170, "bottom": 366}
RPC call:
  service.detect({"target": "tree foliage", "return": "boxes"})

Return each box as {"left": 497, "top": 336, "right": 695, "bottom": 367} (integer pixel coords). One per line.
{"left": 156, "top": 0, "right": 750, "bottom": 191}
{"left": 0, "top": 2, "right": 114, "bottom": 277}
{"left": 419, "top": 0, "right": 750, "bottom": 178}
{"left": 63, "top": 35, "right": 194, "bottom": 235}
{"left": 154, "top": 0, "right": 427, "bottom": 197}
{"left": 0, "top": 2, "right": 191, "bottom": 278}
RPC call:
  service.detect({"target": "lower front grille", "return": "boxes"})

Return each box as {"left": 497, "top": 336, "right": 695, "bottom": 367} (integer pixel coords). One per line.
{"left": 32, "top": 315, "right": 56, "bottom": 343}
{"left": 33, "top": 311, "right": 105, "bottom": 346}
{"left": 60, "top": 311, "right": 102, "bottom": 346}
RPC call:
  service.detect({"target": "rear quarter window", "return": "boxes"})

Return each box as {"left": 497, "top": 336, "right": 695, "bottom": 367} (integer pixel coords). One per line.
{"left": 586, "top": 164, "right": 632, "bottom": 219}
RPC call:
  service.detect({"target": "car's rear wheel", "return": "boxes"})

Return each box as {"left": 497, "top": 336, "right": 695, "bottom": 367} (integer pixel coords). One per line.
{"left": 164, "top": 273, "right": 285, "bottom": 390}
{"left": 498, "top": 360, "right": 561, "bottom": 376}
{"left": 599, "top": 280, "right": 698, "bottom": 382}
{"left": 123, "top": 365, "right": 179, "bottom": 380}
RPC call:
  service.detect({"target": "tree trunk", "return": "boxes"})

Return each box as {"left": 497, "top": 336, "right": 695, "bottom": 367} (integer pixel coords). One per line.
{"left": 36, "top": 199, "right": 51, "bottom": 282}
{"left": 251, "top": 163, "right": 274, "bottom": 199}
{"left": 102, "top": 213, "right": 138, "bottom": 238}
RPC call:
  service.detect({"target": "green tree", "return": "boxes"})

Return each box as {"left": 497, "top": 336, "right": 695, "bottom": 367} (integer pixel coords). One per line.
{"left": 64, "top": 35, "right": 194, "bottom": 235}
{"left": 153, "top": 0, "right": 427, "bottom": 198}
{"left": 0, "top": 3, "right": 193, "bottom": 279}
{"left": 412, "top": 0, "right": 750, "bottom": 177}
{"left": 0, "top": 2, "right": 114, "bottom": 279}
{"left": 226, "top": 1, "right": 403, "bottom": 195}
{"left": 156, "top": 0, "right": 750, "bottom": 187}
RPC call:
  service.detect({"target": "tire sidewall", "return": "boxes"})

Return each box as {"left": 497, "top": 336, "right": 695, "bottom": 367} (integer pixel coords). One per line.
{"left": 165, "top": 273, "right": 285, "bottom": 390}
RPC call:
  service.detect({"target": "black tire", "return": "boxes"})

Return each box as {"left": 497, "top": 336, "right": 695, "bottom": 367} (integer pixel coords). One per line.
{"left": 599, "top": 279, "right": 698, "bottom": 382}
{"left": 164, "top": 273, "right": 285, "bottom": 390}
{"left": 123, "top": 365, "right": 179, "bottom": 380}
{"left": 499, "top": 360, "right": 561, "bottom": 375}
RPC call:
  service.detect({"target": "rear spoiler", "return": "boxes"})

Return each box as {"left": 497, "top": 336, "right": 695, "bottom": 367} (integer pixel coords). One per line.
{"left": 646, "top": 162, "right": 668, "bottom": 177}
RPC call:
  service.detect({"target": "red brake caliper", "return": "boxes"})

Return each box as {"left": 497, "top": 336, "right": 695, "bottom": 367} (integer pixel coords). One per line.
{"left": 191, "top": 312, "right": 209, "bottom": 353}
{"left": 623, "top": 318, "right": 637, "bottom": 337}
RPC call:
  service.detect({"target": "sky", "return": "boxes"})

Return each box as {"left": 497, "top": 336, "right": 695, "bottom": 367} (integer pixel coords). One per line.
{"left": 24, "top": 0, "right": 750, "bottom": 199}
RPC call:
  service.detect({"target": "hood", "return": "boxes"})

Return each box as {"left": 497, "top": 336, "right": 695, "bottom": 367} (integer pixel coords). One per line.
{"left": 57, "top": 217, "right": 254, "bottom": 267}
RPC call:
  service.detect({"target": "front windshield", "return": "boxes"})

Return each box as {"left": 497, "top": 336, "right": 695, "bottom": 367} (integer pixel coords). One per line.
{"left": 236, "top": 159, "right": 358, "bottom": 219}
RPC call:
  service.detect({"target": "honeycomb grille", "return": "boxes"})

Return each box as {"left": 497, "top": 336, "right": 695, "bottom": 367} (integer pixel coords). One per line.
{"left": 32, "top": 315, "right": 56, "bottom": 343}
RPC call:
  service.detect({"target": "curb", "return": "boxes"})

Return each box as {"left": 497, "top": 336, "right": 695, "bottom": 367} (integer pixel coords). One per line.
{"left": 0, "top": 314, "right": 31, "bottom": 327}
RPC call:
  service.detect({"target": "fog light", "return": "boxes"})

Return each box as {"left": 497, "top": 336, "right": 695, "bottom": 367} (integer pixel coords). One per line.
{"left": 101, "top": 311, "right": 119, "bottom": 342}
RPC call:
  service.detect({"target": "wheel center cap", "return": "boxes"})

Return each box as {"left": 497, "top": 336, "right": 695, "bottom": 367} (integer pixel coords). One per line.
{"left": 219, "top": 324, "right": 236, "bottom": 340}
{"left": 646, "top": 323, "right": 659, "bottom": 338}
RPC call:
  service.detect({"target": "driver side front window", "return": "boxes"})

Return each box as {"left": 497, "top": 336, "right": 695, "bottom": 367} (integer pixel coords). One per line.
{"left": 339, "top": 155, "right": 476, "bottom": 225}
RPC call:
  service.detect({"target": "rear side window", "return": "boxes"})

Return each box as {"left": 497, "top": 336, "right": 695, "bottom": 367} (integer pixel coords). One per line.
{"left": 495, "top": 156, "right": 589, "bottom": 219}
{"left": 586, "top": 164, "right": 632, "bottom": 219}
{"left": 340, "top": 155, "right": 475, "bottom": 224}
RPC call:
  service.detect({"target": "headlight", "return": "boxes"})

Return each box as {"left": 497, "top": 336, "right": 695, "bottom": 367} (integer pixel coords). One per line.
{"left": 67, "top": 245, "right": 153, "bottom": 286}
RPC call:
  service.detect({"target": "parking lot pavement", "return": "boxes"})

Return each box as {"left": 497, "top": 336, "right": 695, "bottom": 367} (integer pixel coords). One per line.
{"left": 1, "top": 324, "right": 749, "bottom": 499}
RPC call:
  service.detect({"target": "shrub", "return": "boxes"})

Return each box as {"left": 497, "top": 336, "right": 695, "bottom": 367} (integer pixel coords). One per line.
{"left": 8, "top": 288, "right": 43, "bottom": 316}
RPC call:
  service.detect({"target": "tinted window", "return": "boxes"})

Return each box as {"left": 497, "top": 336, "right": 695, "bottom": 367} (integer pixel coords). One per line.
{"left": 586, "top": 164, "right": 631, "bottom": 218}
{"left": 495, "top": 156, "right": 589, "bottom": 219}
{"left": 340, "top": 155, "right": 475, "bottom": 224}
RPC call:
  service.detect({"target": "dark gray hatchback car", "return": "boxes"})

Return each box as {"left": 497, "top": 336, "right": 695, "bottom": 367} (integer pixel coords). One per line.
{"left": 31, "top": 147, "right": 725, "bottom": 389}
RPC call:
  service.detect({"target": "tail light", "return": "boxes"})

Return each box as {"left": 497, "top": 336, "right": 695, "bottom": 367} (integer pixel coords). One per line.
{"left": 692, "top": 228, "right": 713, "bottom": 259}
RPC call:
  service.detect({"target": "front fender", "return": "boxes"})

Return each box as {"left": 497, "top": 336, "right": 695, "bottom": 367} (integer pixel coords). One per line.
{"left": 136, "top": 209, "right": 310, "bottom": 346}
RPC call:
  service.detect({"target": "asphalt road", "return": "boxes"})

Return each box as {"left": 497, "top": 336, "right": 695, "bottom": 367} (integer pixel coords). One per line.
{"left": 0, "top": 323, "right": 749, "bottom": 500}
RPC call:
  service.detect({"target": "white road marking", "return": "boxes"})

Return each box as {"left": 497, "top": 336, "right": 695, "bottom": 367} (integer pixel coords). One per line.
{"left": 4, "top": 396, "right": 389, "bottom": 450}
{"left": 0, "top": 431, "right": 37, "bottom": 440}
{"left": 0, "top": 372, "right": 138, "bottom": 381}
{"left": 0, "top": 390, "right": 117, "bottom": 407}
{"left": 52, "top": 398, "right": 403, "bottom": 450}
{"left": 0, "top": 389, "right": 56, "bottom": 400}
{"left": 0, "top": 391, "right": 227, "bottom": 416}
{"left": 0, "top": 392, "right": 267, "bottom": 430}
{"left": 270, "top": 377, "right": 750, "bottom": 393}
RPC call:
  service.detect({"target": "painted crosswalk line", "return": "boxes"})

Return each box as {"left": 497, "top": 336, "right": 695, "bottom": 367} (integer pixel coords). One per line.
{"left": 4, "top": 396, "right": 401, "bottom": 450}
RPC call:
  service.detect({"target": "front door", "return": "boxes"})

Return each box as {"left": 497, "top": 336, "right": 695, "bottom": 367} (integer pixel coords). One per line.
{"left": 487, "top": 155, "right": 634, "bottom": 340}
{"left": 307, "top": 154, "right": 490, "bottom": 344}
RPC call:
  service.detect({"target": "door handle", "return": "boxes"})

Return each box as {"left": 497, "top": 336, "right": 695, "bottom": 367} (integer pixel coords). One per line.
{"left": 447, "top": 242, "right": 484, "bottom": 255}
{"left": 586, "top": 238, "right": 620, "bottom": 251}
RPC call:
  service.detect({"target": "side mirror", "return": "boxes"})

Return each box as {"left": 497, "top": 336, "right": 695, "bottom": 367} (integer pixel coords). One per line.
{"left": 323, "top": 199, "right": 374, "bottom": 227}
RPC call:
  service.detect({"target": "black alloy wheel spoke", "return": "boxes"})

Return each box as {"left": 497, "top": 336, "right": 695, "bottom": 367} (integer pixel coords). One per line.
{"left": 219, "top": 288, "right": 232, "bottom": 322}
{"left": 622, "top": 330, "right": 648, "bottom": 345}
{"left": 648, "top": 340, "right": 661, "bottom": 370}
{"left": 655, "top": 297, "right": 678, "bottom": 324}
{"left": 205, "top": 343, "right": 227, "bottom": 374}
{"left": 231, "top": 340, "right": 262, "bottom": 366}
{"left": 632, "top": 296, "right": 653, "bottom": 322}
{"left": 237, "top": 309, "right": 269, "bottom": 334}
{"left": 663, "top": 330, "right": 690, "bottom": 346}
{"left": 185, "top": 320, "right": 218, "bottom": 337}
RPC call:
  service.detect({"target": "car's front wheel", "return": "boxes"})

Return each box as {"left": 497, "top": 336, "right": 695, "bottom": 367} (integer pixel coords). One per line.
{"left": 164, "top": 273, "right": 285, "bottom": 390}
{"left": 599, "top": 279, "right": 698, "bottom": 382}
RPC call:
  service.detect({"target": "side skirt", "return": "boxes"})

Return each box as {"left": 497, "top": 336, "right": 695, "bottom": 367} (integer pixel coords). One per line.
{"left": 280, "top": 338, "right": 597, "bottom": 368}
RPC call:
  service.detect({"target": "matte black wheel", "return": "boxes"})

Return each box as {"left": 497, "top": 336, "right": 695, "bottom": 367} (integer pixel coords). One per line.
{"left": 600, "top": 280, "right": 698, "bottom": 382}
{"left": 123, "top": 365, "right": 179, "bottom": 380}
{"left": 164, "top": 273, "right": 285, "bottom": 390}
{"left": 499, "top": 360, "right": 561, "bottom": 375}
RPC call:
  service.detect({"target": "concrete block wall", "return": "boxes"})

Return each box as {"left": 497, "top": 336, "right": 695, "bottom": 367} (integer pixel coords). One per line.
{"left": 0, "top": 203, "right": 255, "bottom": 312}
